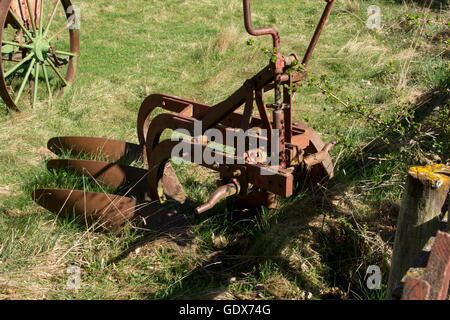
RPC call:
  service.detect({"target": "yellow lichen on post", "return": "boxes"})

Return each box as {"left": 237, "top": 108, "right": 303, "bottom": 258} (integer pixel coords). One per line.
{"left": 408, "top": 164, "right": 450, "bottom": 189}
{"left": 387, "top": 163, "right": 450, "bottom": 299}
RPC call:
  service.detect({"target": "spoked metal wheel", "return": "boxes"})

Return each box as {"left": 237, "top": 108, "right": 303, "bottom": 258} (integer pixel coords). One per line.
{"left": 0, "top": 0, "right": 79, "bottom": 111}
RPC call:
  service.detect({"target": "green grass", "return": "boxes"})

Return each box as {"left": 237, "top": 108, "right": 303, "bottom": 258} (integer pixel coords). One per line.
{"left": 0, "top": 0, "right": 448, "bottom": 300}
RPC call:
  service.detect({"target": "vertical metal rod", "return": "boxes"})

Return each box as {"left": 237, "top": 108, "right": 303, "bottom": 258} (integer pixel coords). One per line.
{"left": 274, "top": 76, "right": 281, "bottom": 106}
{"left": 302, "top": 0, "right": 335, "bottom": 67}
{"left": 25, "top": 0, "right": 37, "bottom": 34}
{"left": 283, "top": 76, "right": 293, "bottom": 144}
{"left": 273, "top": 108, "right": 285, "bottom": 167}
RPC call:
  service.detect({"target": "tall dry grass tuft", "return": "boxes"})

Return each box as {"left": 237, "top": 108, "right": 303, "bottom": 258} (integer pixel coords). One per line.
{"left": 393, "top": 0, "right": 436, "bottom": 93}
{"left": 214, "top": 25, "right": 239, "bottom": 55}
{"left": 343, "top": 0, "right": 361, "bottom": 13}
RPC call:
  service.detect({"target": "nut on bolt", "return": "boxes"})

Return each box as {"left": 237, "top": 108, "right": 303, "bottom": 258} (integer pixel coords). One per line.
{"left": 232, "top": 169, "right": 242, "bottom": 177}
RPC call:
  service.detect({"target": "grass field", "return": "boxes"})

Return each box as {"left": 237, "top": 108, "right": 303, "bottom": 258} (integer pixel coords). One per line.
{"left": 0, "top": 0, "right": 448, "bottom": 299}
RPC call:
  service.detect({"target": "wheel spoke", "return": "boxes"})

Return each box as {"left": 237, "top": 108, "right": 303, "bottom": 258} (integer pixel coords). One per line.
{"left": 44, "top": 0, "right": 59, "bottom": 38}
{"left": 39, "top": 0, "right": 44, "bottom": 35}
{"left": 2, "top": 40, "right": 33, "bottom": 50}
{"left": 14, "top": 58, "right": 36, "bottom": 104}
{"left": 4, "top": 53, "right": 34, "bottom": 78}
{"left": 16, "top": 0, "right": 26, "bottom": 31}
{"left": 25, "top": 0, "right": 37, "bottom": 34}
{"left": 42, "top": 64, "right": 51, "bottom": 97}
{"left": 8, "top": 9, "right": 33, "bottom": 40}
{"left": 33, "top": 62, "right": 40, "bottom": 108}
{"left": 46, "top": 58, "right": 68, "bottom": 87}
{"left": 47, "top": 20, "right": 74, "bottom": 42}
{"left": 54, "top": 49, "right": 76, "bottom": 57}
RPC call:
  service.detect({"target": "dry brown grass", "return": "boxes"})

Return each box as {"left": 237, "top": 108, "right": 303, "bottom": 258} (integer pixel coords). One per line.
{"left": 338, "top": 35, "right": 389, "bottom": 68}
{"left": 214, "top": 26, "right": 240, "bottom": 55}
{"left": 343, "top": 0, "right": 361, "bottom": 13}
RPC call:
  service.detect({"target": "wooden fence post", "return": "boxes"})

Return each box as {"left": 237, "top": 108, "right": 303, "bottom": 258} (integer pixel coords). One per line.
{"left": 386, "top": 164, "right": 450, "bottom": 299}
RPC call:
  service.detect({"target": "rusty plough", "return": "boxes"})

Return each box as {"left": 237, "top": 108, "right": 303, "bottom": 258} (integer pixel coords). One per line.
{"left": 33, "top": 0, "right": 336, "bottom": 233}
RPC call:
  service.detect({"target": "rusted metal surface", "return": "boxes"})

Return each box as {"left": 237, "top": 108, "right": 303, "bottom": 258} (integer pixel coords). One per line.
{"left": 137, "top": 94, "right": 310, "bottom": 148}
{"left": 146, "top": 139, "right": 296, "bottom": 199}
{"left": 235, "top": 190, "right": 278, "bottom": 210}
{"left": 243, "top": 0, "right": 280, "bottom": 53}
{"left": 160, "top": 161, "right": 187, "bottom": 205}
{"left": 33, "top": 188, "right": 138, "bottom": 232}
{"left": 302, "top": 129, "right": 335, "bottom": 182}
{"left": 32, "top": 0, "right": 337, "bottom": 230}
{"left": 33, "top": 189, "right": 188, "bottom": 233}
{"left": 195, "top": 182, "right": 239, "bottom": 215}
{"left": 8, "top": 0, "right": 41, "bottom": 29}
{"left": 273, "top": 108, "right": 286, "bottom": 167}
{"left": 400, "top": 231, "right": 450, "bottom": 300}
{"left": 392, "top": 209, "right": 450, "bottom": 300}
{"left": 424, "top": 231, "right": 450, "bottom": 299}
{"left": 402, "top": 277, "right": 431, "bottom": 300}
{"left": 48, "top": 136, "right": 143, "bottom": 163}
{"left": 47, "top": 159, "right": 149, "bottom": 197}
{"left": 304, "top": 142, "right": 336, "bottom": 169}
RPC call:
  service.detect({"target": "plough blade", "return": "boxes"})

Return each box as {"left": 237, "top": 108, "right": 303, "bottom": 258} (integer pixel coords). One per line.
{"left": 32, "top": 189, "right": 188, "bottom": 233}
{"left": 47, "top": 136, "right": 143, "bottom": 163}
{"left": 47, "top": 159, "right": 149, "bottom": 198}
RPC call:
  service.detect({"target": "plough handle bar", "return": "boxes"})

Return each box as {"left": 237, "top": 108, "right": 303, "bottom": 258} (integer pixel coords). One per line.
{"left": 243, "top": 0, "right": 280, "bottom": 53}
{"left": 243, "top": 0, "right": 335, "bottom": 68}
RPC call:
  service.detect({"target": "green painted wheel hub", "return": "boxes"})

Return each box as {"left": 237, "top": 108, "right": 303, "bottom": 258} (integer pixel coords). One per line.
{"left": 33, "top": 36, "right": 51, "bottom": 62}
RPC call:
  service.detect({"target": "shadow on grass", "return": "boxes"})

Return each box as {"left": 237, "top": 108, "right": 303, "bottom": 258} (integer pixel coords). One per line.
{"left": 132, "top": 187, "right": 391, "bottom": 300}
{"left": 99, "top": 166, "right": 391, "bottom": 300}
{"left": 136, "top": 86, "right": 448, "bottom": 300}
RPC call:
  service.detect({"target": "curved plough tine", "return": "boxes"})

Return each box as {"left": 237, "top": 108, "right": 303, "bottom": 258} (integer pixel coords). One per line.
{"left": 47, "top": 159, "right": 150, "bottom": 199}
{"left": 47, "top": 136, "right": 144, "bottom": 164}
{"left": 32, "top": 189, "right": 188, "bottom": 233}
{"left": 159, "top": 162, "right": 188, "bottom": 205}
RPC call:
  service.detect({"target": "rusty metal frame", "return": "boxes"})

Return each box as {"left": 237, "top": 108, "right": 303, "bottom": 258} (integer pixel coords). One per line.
{"left": 32, "top": 0, "right": 337, "bottom": 231}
